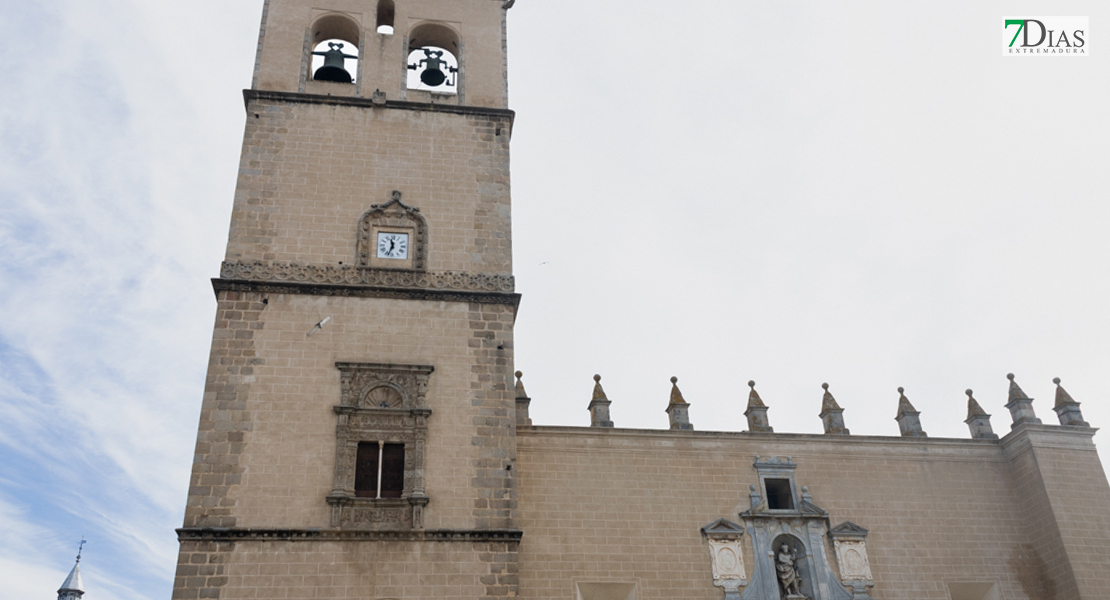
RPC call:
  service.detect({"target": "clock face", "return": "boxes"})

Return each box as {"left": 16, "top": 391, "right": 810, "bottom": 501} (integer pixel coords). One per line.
{"left": 376, "top": 232, "right": 409, "bottom": 259}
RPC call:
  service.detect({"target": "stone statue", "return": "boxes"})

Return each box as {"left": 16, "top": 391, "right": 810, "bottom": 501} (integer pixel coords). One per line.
{"left": 776, "top": 544, "right": 803, "bottom": 597}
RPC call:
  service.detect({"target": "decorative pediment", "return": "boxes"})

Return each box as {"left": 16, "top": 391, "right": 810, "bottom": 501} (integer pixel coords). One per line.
{"left": 369, "top": 190, "right": 421, "bottom": 216}
{"left": 702, "top": 518, "right": 746, "bottom": 539}
{"left": 829, "top": 521, "right": 869, "bottom": 540}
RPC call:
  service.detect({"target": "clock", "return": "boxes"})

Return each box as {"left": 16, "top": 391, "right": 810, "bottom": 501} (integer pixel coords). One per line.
{"left": 376, "top": 232, "right": 409, "bottom": 259}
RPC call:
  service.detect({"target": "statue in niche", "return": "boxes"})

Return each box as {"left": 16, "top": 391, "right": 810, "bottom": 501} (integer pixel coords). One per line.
{"left": 777, "top": 544, "right": 805, "bottom": 598}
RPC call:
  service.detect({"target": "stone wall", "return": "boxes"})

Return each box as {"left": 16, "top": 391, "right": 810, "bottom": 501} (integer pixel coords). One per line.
{"left": 173, "top": 537, "right": 519, "bottom": 600}
{"left": 184, "top": 291, "right": 517, "bottom": 531}
{"left": 226, "top": 96, "right": 513, "bottom": 274}
{"left": 516, "top": 426, "right": 1110, "bottom": 600}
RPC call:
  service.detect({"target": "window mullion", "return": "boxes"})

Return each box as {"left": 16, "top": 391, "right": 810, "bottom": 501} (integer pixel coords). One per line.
{"left": 376, "top": 440, "right": 385, "bottom": 499}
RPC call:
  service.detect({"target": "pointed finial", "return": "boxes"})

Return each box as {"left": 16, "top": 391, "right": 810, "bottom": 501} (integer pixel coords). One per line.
{"left": 591, "top": 374, "right": 607, "bottom": 401}
{"left": 1053, "top": 377, "right": 1079, "bottom": 408}
{"left": 514, "top": 370, "right": 528, "bottom": 399}
{"left": 966, "top": 389, "right": 988, "bottom": 417}
{"left": 896, "top": 387, "right": 918, "bottom": 417}
{"left": 669, "top": 376, "right": 688, "bottom": 406}
{"left": 747, "top": 380, "right": 765, "bottom": 408}
{"left": 894, "top": 387, "right": 926, "bottom": 436}
{"left": 821, "top": 383, "right": 842, "bottom": 411}
{"left": 1007, "top": 372, "right": 1031, "bottom": 401}
{"left": 76, "top": 538, "right": 86, "bottom": 563}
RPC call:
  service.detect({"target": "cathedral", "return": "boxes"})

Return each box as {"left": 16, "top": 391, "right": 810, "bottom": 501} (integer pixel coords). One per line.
{"left": 171, "top": 1, "right": 1110, "bottom": 599}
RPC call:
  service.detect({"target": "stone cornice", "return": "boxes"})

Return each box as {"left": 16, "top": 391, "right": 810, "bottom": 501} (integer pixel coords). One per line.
{"left": 177, "top": 527, "right": 523, "bottom": 543}
{"left": 243, "top": 89, "right": 516, "bottom": 123}
{"left": 517, "top": 426, "right": 1007, "bottom": 463}
{"left": 518, "top": 425, "right": 1000, "bottom": 446}
{"left": 999, "top": 422, "right": 1099, "bottom": 455}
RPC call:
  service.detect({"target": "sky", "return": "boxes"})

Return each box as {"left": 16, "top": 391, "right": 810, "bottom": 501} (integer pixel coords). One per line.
{"left": 0, "top": 1, "right": 1107, "bottom": 599}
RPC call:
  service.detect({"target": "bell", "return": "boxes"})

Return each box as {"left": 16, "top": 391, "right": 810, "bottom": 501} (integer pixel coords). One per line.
{"left": 315, "top": 64, "right": 352, "bottom": 83}
{"left": 313, "top": 42, "right": 356, "bottom": 83}
{"left": 420, "top": 68, "right": 447, "bottom": 87}
{"left": 408, "top": 48, "right": 456, "bottom": 88}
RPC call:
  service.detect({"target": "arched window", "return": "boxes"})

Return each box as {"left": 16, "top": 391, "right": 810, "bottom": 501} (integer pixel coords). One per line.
{"left": 407, "top": 23, "right": 460, "bottom": 94}
{"left": 311, "top": 14, "right": 361, "bottom": 83}
{"left": 376, "top": 0, "right": 395, "bottom": 35}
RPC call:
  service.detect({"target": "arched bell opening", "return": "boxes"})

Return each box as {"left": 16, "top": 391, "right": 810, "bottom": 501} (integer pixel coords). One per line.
{"left": 407, "top": 23, "right": 460, "bottom": 94}
{"left": 311, "top": 14, "right": 361, "bottom": 83}
{"left": 376, "top": 0, "right": 395, "bottom": 35}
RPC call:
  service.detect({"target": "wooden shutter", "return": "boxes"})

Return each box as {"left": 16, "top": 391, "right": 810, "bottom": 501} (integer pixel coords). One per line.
{"left": 355, "top": 442, "right": 380, "bottom": 498}
{"left": 380, "top": 443, "right": 405, "bottom": 498}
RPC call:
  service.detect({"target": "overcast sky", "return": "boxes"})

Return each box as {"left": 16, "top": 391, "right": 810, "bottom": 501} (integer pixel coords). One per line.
{"left": 1, "top": 1, "right": 1107, "bottom": 599}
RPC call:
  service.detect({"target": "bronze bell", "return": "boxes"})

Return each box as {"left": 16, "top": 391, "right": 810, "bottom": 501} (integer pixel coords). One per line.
{"left": 421, "top": 66, "right": 447, "bottom": 87}
{"left": 408, "top": 48, "right": 457, "bottom": 88}
{"left": 312, "top": 42, "right": 357, "bottom": 83}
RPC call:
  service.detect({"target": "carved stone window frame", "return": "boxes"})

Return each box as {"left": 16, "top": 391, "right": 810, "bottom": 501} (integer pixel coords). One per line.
{"left": 327, "top": 362, "right": 434, "bottom": 530}
{"left": 357, "top": 191, "right": 428, "bottom": 271}
{"left": 753, "top": 455, "right": 800, "bottom": 514}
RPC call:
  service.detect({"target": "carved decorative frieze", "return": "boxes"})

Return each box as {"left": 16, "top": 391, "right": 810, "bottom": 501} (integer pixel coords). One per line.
{"left": 337, "top": 362, "right": 434, "bottom": 409}
{"left": 220, "top": 260, "right": 515, "bottom": 292}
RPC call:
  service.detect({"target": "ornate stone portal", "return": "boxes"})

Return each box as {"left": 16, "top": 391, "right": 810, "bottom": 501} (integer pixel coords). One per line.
{"left": 702, "top": 457, "right": 873, "bottom": 600}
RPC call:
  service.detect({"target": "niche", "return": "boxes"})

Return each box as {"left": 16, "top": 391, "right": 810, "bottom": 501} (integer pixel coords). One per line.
{"left": 407, "top": 23, "right": 460, "bottom": 94}
{"left": 376, "top": 0, "right": 395, "bottom": 35}
{"left": 311, "top": 13, "right": 361, "bottom": 83}
{"left": 771, "top": 534, "right": 813, "bottom": 599}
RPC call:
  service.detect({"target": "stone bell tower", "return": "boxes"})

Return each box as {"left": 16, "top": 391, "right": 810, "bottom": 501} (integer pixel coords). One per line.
{"left": 172, "top": 0, "right": 520, "bottom": 598}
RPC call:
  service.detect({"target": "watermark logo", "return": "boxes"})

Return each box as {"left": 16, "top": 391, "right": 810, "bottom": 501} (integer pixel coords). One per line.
{"left": 1004, "top": 17, "right": 1088, "bottom": 55}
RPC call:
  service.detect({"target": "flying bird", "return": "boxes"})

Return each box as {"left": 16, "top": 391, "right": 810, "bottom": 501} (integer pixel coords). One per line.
{"left": 308, "top": 316, "right": 332, "bottom": 337}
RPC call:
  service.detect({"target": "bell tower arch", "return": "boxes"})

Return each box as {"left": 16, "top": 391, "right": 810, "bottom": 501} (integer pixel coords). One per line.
{"left": 253, "top": 0, "right": 510, "bottom": 107}
{"left": 174, "top": 0, "right": 521, "bottom": 599}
